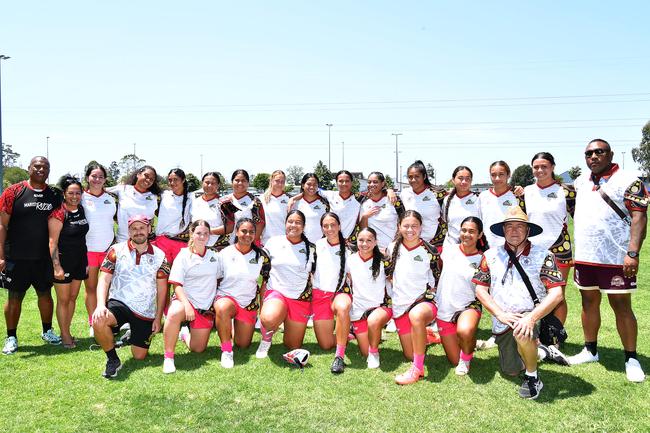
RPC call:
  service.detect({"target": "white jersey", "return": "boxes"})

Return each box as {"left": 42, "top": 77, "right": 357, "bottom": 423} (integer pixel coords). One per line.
{"left": 442, "top": 192, "right": 481, "bottom": 250}
{"left": 435, "top": 244, "right": 482, "bottom": 321}
{"left": 191, "top": 195, "right": 223, "bottom": 246}
{"left": 107, "top": 185, "right": 158, "bottom": 243}
{"left": 401, "top": 187, "right": 442, "bottom": 242}
{"left": 388, "top": 241, "right": 438, "bottom": 318}
{"left": 217, "top": 245, "right": 269, "bottom": 308}
{"left": 479, "top": 188, "right": 517, "bottom": 248}
{"left": 524, "top": 182, "right": 569, "bottom": 251}
{"left": 156, "top": 190, "right": 192, "bottom": 237}
{"left": 264, "top": 235, "right": 315, "bottom": 300}
{"left": 293, "top": 196, "right": 329, "bottom": 244}
{"left": 312, "top": 238, "right": 348, "bottom": 293}
{"left": 347, "top": 252, "right": 387, "bottom": 321}
{"left": 221, "top": 193, "right": 265, "bottom": 245}
{"left": 168, "top": 247, "right": 221, "bottom": 310}
{"left": 361, "top": 195, "right": 402, "bottom": 250}
{"left": 81, "top": 191, "right": 116, "bottom": 252}
{"left": 574, "top": 168, "right": 647, "bottom": 266}
{"left": 261, "top": 193, "right": 290, "bottom": 245}
{"left": 321, "top": 191, "right": 361, "bottom": 239}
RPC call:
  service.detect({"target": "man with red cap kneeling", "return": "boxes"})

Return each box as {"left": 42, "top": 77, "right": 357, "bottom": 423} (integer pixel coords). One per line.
{"left": 472, "top": 206, "right": 566, "bottom": 399}
{"left": 92, "top": 215, "right": 170, "bottom": 379}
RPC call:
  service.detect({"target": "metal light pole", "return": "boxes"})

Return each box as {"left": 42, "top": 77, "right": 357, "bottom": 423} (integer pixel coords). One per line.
{"left": 0, "top": 54, "right": 10, "bottom": 193}
{"left": 622, "top": 151, "right": 626, "bottom": 169}
{"left": 326, "top": 123, "right": 333, "bottom": 171}
{"left": 392, "top": 133, "right": 402, "bottom": 191}
{"left": 200, "top": 154, "right": 204, "bottom": 175}
{"left": 133, "top": 143, "right": 137, "bottom": 172}
{"left": 341, "top": 141, "right": 345, "bottom": 170}
{"left": 46, "top": 136, "right": 50, "bottom": 160}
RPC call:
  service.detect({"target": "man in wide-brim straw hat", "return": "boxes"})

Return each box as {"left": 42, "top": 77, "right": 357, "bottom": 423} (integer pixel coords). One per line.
{"left": 472, "top": 206, "right": 565, "bottom": 400}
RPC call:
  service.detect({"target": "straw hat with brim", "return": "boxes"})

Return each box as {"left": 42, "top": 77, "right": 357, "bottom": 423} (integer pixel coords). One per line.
{"left": 490, "top": 206, "right": 543, "bottom": 237}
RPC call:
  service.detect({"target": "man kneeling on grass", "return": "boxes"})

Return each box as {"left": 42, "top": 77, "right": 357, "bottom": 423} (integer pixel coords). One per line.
{"left": 92, "top": 215, "right": 169, "bottom": 379}
{"left": 472, "top": 206, "right": 565, "bottom": 400}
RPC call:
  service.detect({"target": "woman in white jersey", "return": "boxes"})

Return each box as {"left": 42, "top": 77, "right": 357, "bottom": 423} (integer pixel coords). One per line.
{"left": 255, "top": 210, "right": 316, "bottom": 359}
{"left": 401, "top": 160, "right": 447, "bottom": 246}
{"left": 217, "top": 169, "right": 265, "bottom": 249}
{"left": 387, "top": 210, "right": 442, "bottom": 385}
{"left": 162, "top": 220, "right": 221, "bottom": 374}
{"left": 311, "top": 213, "right": 353, "bottom": 374}
{"left": 214, "top": 218, "right": 271, "bottom": 368}
{"left": 289, "top": 173, "right": 330, "bottom": 244}
{"left": 191, "top": 172, "right": 226, "bottom": 248}
{"left": 522, "top": 152, "right": 575, "bottom": 324}
{"left": 153, "top": 168, "right": 192, "bottom": 265}
{"left": 441, "top": 166, "right": 481, "bottom": 251}
{"left": 108, "top": 165, "right": 161, "bottom": 243}
{"left": 261, "top": 170, "right": 291, "bottom": 245}
{"left": 478, "top": 161, "right": 522, "bottom": 249}
{"left": 81, "top": 163, "right": 116, "bottom": 337}
{"left": 359, "top": 171, "right": 405, "bottom": 252}
{"left": 435, "top": 216, "right": 487, "bottom": 375}
{"left": 347, "top": 227, "right": 392, "bottom": 369}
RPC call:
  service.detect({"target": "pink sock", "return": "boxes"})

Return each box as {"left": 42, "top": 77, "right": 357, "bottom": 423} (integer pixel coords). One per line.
{"left": 221, "top": 341, "right": 233, "bottom": 353}
{"left": 261, "top": 326, "right": 275, "bottom": 342}
{"left": 335, "top": 344, "right": 346, "bottom": 358}
{"left": 164, "top": 351, "right": 174, "bottom": 359}
{"left": 88, "top": 315, "right": 93, "bottom": 326}
{"left": 413, "top": 353, "right": 425, "bottom": 371}
{"left": 368, "top": 346, "right": 379, "bottom": 354}
{"left": 460, "top": 350, "right": 474, "bottom": 362}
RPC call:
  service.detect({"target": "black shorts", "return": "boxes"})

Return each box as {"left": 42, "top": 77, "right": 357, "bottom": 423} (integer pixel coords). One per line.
{"left": 107, "top": 299, "right": 155, "bottom": 349}
{"left": 53, "top": 249, "right": 89, "bottom": 284}
{"left": 4, "top": 258, "right": 53, "bottom": 294}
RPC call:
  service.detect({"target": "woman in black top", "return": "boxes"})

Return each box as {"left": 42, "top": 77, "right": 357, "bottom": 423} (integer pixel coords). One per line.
{"left": 48, "top": 176, "right": 90, "bottom": 348}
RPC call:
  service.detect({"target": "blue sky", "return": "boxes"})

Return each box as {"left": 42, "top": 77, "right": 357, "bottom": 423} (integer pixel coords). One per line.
{"left": 1, "top": 1, "right": 649, "bottom": 185}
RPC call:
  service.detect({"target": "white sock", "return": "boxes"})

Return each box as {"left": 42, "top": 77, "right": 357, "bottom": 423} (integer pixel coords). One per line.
{"left": 525, "top": 370, "right": 538, "bottom": 378}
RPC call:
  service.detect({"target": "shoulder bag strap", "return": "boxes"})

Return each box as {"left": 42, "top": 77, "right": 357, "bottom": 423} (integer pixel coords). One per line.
{"left": 596, "top": 187, "right": 631, "bottom": 226}
{"left": 504, "top": 248, "right": 539, "bottom": 306}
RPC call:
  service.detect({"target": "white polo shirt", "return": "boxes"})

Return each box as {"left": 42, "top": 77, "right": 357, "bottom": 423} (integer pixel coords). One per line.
{"left": 261, "top": 193, "right": 290, "bottom": 245}
{"left": 156, "top": 190, "right": 192, "bottom": 237}
{"left": 361, "top": 195, "right": 401, "bottom": 250}
{"left": 312, "top": 238, "right": 348, "bottom": 293}
{"left": 191, "top": 194, "right": 223, "bottom": 246}
{"left": 435, "top": 244, "right": 482, "bottom": 321}
{"left": 347, "top": 252, "right": 388, "bottom": 321}
{"left": 81, "top": 191, "right": 116, "bottom": 252}
{"left": 524, "top": 182, "right": 570, "bottom": 252}
{"left": 217, "top": 245, "right": 270, "bottom": 308}
{"left": 293, "top": 196, "right": 329, "bottom": 244}
{"left": 479, "top": 188, "right": 518, "bottom": 248}
{"left": 321, "top": 191, "right": 361, "bottom": 239}
{"left": 401, "top": 187, "right": 442, "bottom": 242}
{"left": 107, "top": 185, "right": 158, "bottom": 243}
{"left": 168, "top": 247, "right": 221, "bottom": 310}
{"left": 442, "top": 192, "right": 481, "bottom": 250}
{"left": 264, "top": 235, "right": 315, "bottom": 300}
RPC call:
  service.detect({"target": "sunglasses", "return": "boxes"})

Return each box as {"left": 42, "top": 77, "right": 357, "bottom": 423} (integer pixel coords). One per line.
{"left": 584, "top": 148, "right": 609, "bottom": 157}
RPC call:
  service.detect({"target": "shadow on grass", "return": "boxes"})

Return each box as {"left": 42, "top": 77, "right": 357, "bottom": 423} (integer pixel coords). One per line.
{"left": 562, "top": 341, "right": 650, "bottom": 374}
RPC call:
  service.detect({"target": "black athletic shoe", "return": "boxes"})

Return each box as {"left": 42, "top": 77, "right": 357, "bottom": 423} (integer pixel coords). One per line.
{"left": 102, "top": 357, "right": 122, "bottom": 379}
{"left": 539, "top": 344, "right": 569, "bottom": 366}
{"left": 331, "top": 356, "right": 345, "bottom": 374}
{"left": 518, "top": 374, "right": 543, "bottom": 399}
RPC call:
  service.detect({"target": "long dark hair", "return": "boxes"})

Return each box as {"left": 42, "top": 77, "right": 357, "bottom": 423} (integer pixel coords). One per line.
{"left": 231, "top": 169, "right": 250, "bottom": 182}
{"left": 407, "top": 160, "right": 432, "bottom": 187}
{"left": 233, "top": 217, "right": 264, "bottom": 262}
{"left": 460, "top": 216, "right": 489, "bottom": 253}
{"left": 389, "top": 210, "right": 423, "bottom": 271}
{"left": 84, "top": 163, "right": 107, "bottom": 183}
{"left": 168, "top": 168, "right": 189, "bottom": 229}
{"left": 286, "top": 209, "right": 311, "bottom": 266}
{"left": 300, "top": 173, "right": 320, "bottom": 194}
{"left": 320, "top": 212, "right": 346, "bottom": 291}
{"left": 444, "top": 166, "right": 473, "bottom": 222}
{"left": 58, "top": 174, "right": 83, "bottom": 195}
{"left": 357, "top": 227, "right": 383, "bottom": 280}
{"left": 188, "top": 219, "right": 211, "bottom": 252}
{"left": 126, "top": 165, "right": 162, "bottom": 195}
{"left": 531, "top": 152, "right": 557, "bottom": 180}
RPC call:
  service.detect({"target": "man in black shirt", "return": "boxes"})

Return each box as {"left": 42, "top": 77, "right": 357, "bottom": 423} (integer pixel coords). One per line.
{"left": 1, "top": 156, "right": 63, "bottom": 354}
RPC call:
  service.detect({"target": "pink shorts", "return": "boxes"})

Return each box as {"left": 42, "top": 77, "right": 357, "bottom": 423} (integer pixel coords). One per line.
{"left": 394, "top": 302, "right": 438, "bottom": 336}
{"left": 263, "top": 289, "right": 311, "bottom": 324}
{"left": 311, "top": 289, "right": 351, "bottom": 321}
{"left": 152, "top": 236, "right": 186, "bottom": 264}
{"left": 436, "top": 309, "right": 482, "bottom": 337}
{"left": 87, "top": 251, "right": 108, "bottom": 268}
{"left": 169, "top": 298, "right": 213, "bottom": 329}
{"left": 352, "top": 307, "right": 393, "bottom": 334}
{"left": 215, "top": 295, "right": 258, "bottom": 325}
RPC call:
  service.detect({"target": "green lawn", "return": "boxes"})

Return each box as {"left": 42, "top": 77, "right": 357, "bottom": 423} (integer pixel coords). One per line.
{"left": 1, "top": 237, "right": 648, "bottom": 433}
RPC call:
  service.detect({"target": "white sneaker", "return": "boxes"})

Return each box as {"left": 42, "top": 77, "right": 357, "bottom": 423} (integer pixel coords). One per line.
{"left": 221, "top": 351, "right": 234, "bottom": 369}
{"left": 625, "top": 358, "right": 645, "bottom": 383}
{"left": 255, "top": 317, "right": 261, "bottom": 330}
{"left": 2, "top": 336, "right": 18, "bottom": 355}
{"left": 120, "top": 323, "right": 131, "bottom": 331}
{"left": 256, "top": 340, "right": 272, "bottom": 359}
{"left": 163, "top": 358, "right": 176, "bottom": 374}
{"left": 41, "top": 329, "right": 62, "bottom": 345}
{"left": 455, "top": 359, "right": 470, "bottom": 376}
{"left": 367, "top": 352, "right": 380, "bottom": 369}
{"left": 385, "top": 319, "right": 397, "bottom": 333}
{"left": 178, "top": 326, "right": 190, "bottom": 344}
{"left": 476, "top": 335, "right": 497, "bottom": 351}
{"left": 89, "top": 326, "right": 94, "bottom": 338}
{"left": 568, "top": 348, "right": 599, "bottom": 365}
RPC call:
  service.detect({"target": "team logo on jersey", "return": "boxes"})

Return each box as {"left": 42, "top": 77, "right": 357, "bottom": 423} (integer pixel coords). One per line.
{"left": 299, "top": 248, "right": 306, "bottom": 254}
{"left": 146, "top": 196, "right": 153, "bottom": 200}
{"left": 249, "top": 257, "right": 258, "bottom": 264}
{"left": 469, "top": 262, "right": 479, "bottom": 269}
{"left": 413, "top": 255, "right": 423, "bottom": 262}
{"left": 521, "top": 257, "right": 531, "bottom": 266}
{"left": 209, "top": 204, "right": 216, "bottom": 209}
{"left": 465, "top": 199, "right": 475, "bottom": 204}
{"left": 547, "top": 192, "right": 557, "bottom": 199}
{"left": 335, "top": 250, "right": 342, "bottom": 256}
{"left": 502, "top": 200, "right": 512, "bottom": 206}
{"left": 281, "top": 199, "right": 287, "bottom": 204}
{"left": 423, "top": 196, "right": 431, "bottom": 202}
{"left": 210, "top": 256, "right": 217, "bottom": 262}
{"left": 381, "top": 204, "right": 386, "bottom": 209}
{"left": 103, "top": 199, "right": 111, "bottom": 204}
{"left": 314, "top": 205, "right": 321, "bottom": 210}
{"left": 610, "top": 276, "right": 625, "bottom": 288}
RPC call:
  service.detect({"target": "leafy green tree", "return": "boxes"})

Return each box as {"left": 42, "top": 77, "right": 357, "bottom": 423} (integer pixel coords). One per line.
{"left": 107, "top": 161, "right": 120, "bottom": 185}
{"left": 313, "top": 160, "right": 333, "bottom": 190}
{"left": 286, "top": 165, "right": 304, "bottom": 186}
{"left": 252, "top": 173, "right": 270, "bottom": 191}
{"left": 3, "top": 166, "right": 29, "bottom": 189}
{"left": 118, "top": 154, "right": 146, "bottom": 180}
{"left": 186, "top": 173, "right": 201, "bottom": 192}
{"left": 351, "top": 178, "right": 360, "bottom": 193}
{"left": 510, "top": 164, "right": 535, "bottom": 187}
{"left": 568, "top": 166, "right": 582, "bottom": 180}
{"left": 385, "top": 174, "right": 395, "bottom": 189}
{"left": 2, "top": 143, "right": 20, "bottom": 167}
{"left": 632, "top": 120, "right": 650, "bottom": 178}
{"left": 426, "top": 163, "right": 436, "bottom": 185}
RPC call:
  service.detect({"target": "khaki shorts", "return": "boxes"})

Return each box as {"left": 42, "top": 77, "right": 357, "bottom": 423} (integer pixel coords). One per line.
{"left": 495, "top": 324, "right": 539, "bottom": 376}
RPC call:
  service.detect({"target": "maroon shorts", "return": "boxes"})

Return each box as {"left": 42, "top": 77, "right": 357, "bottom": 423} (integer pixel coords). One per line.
{"left": 574, "top": 263, "right": 637, "bottom": 294}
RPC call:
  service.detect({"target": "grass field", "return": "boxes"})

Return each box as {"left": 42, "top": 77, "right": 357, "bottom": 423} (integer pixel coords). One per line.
{"left": 1, "top": 237, "right": 648, "bottom": 433}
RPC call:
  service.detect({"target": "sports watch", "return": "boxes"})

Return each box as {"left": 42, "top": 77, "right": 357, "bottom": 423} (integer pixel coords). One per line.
{"left": 626, "top": 251, "right": 639, "bottom": 259}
